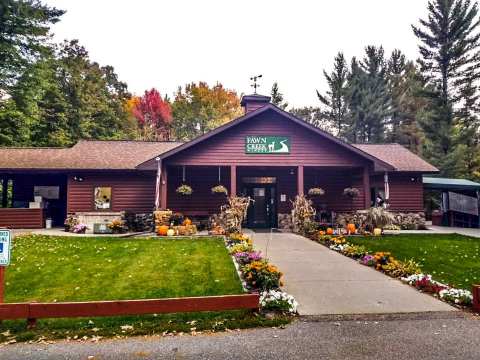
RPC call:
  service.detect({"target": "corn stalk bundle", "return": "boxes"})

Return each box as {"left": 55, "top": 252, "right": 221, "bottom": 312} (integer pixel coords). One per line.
{"left": 291, "top": 195, "right": 316, "bottom": 235}
{"left": 219, "top": 196, "right": 254, "bottom": 233}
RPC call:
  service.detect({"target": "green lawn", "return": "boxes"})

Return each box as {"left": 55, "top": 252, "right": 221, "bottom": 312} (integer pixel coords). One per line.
{"left": 5, "top": 234, "right": 244, "bottom": 302}
{"left": 1, "top": 234, "right": 291, "bottom": 343}
{"left": 348, "top": 234, "right": 480, "bottom": 290}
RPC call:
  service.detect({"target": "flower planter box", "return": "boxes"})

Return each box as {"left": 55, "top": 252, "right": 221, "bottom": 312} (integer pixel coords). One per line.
{"left": 474, "top": 285, "right": 480, "bottom": 312}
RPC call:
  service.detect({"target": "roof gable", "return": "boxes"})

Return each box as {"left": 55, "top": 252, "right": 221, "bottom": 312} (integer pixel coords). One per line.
{"left": 137, "top": 104, "right": 394, "bottom": 170}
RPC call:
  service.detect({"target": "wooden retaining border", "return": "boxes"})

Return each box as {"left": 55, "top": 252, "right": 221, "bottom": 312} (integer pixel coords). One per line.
{"left": 0, "top": 294, "right": 259, "bottom": 327}
{"left": 473, "top": 285, "right": 480, "bottom": 312}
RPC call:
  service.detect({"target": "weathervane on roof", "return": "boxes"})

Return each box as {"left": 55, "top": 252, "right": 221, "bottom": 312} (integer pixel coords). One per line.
{"left": 250, "top": 74, "right": 262, "bottom": 94}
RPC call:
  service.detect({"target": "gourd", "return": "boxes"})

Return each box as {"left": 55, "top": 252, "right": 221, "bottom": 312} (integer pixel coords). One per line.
{"left": 183, "top": 218, "right": 192, "bottom": 226}
{"left": 373, "top": 228, "right": 382, "bottom": 236}
{"left": 167, "top": 229, "right": 175, "bottom": 236}
{"left": 347, "top": 223, "right": 356, "bottom": 234}
{"left": 326, "top": 228, "right": 334, "bottom": 235}
{"left": 157, "top": 225, "right": 169, "bottom": 236}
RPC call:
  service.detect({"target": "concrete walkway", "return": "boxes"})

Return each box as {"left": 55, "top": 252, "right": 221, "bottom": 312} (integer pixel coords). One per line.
{"left": 248, "top": 230, "right": 456, "bottom": 316}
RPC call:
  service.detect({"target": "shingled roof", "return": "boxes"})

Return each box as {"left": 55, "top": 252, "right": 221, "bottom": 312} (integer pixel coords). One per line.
{"left": 0, "top": 138, "right": 438, "bottom": 173}
{"left": 0, "top": 140, "right": 183, "bottom": 170}
{"left": 353, "top": 144, "right": 438, "bottom": 172}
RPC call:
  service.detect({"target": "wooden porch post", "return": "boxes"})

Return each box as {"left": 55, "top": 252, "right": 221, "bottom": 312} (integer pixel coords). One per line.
{"left": 297, "top": 165, "right": 304, "bottom": 196}
{"left": 160, "top": 164, "right": 168, "bottom": 209}
{"left": 1, "top": 178, "right": 8, "bottom": 208}
{"left": 363, "top": 167, "right": 370, "bottom": 209}
{"left": 230, "top": 165, "right": 237, "bottom": 197}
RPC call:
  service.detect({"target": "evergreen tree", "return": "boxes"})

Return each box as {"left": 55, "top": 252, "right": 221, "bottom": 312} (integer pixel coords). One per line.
{"left": 270, "top": 82, "right": 288, "bottom": 109}
{"left": 290, "top": 106, "right": 334, "bottom": 133}
{"left": 317, "top": 52, "right": 349, "bottom": 138}
{"left": 345, "top": 47, "right": 392, "bottom": 143}
{"left": 0, "top": 0, "right": 64, "bottom": 90}
{"left": 413, "top": 0, "right": 480, "bottom": 177}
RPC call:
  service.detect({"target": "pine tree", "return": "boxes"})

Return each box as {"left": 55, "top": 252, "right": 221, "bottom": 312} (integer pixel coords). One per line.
{"left": 345, "top": 47, "right": 392, "bottom": 143}
{"left": 317, "top": 52, "right": 349, "bottom": 138}
{"left": 0, "top": 0, "right": 64, "bottom": 90}
{"left": 270, "top": 82, "right": 288, "bottom": 110}
{"left": 413, "top": 0, "right": 480, "bottom": 177}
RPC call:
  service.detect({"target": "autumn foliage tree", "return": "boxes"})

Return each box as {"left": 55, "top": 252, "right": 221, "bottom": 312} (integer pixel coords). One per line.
{"left": 172, "top": 82, "right": 242, "bottom": 140}
{"left": 130, "top": 88, "right": 172, "bottom": 141}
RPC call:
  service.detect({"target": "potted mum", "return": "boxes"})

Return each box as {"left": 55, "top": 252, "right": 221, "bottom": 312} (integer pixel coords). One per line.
{"left": 307, "top": 187, "right": 325, "bottom": 197}
{"left": 211, "top": 185, "right": 228, "bottom": 195}
{"left": 176, "top": 184, "right": 193, "bottom": 196}
{"left": 72, "top": 223, "right": 88, "bottom": 234}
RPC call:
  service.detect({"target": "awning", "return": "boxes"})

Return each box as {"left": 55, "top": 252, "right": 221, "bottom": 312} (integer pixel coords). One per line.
{"left": 423, "top": 177, "right": 480, "bottom": 191}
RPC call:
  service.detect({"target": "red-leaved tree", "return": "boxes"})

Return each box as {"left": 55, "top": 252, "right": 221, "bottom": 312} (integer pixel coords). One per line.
{"left": 132, "top": 88, "right": 172, "bottom": 140}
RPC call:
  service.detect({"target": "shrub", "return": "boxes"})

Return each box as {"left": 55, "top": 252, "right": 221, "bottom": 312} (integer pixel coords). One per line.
{"left": 243, "top": 260, "right": 282, "bottom": 290}
{"left": 260, "top": 290, "right": 298, "bottom": 314}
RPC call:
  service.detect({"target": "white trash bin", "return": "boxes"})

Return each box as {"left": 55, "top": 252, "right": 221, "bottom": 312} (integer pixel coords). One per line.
{"left": 45, "top": 218, "right": 52, "bottom": 229}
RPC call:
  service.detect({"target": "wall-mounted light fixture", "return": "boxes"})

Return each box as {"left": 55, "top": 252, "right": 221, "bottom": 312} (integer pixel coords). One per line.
{"left": 73, "top": 176, "right": 84, "bottom": 182}
{"left": 289, "top": 168, "right": 295, "bottom": 175}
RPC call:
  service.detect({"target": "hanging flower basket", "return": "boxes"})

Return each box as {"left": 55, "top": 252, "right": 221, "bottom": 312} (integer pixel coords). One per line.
{"left": 307, "top": 187, "right": 325, "bottom": 196}
{"left": 211, "top": 185, "right": 228, "bottom": 195}
{"left": 176, "top": 184, "right": 193, "bottom": 196}
{"left": 343, "top": 187, "right": 360, "bottom": 198}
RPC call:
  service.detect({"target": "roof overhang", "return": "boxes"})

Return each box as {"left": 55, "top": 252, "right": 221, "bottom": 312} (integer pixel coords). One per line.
{"left": 423, "top": 177, "right": 480, "bottom": 192}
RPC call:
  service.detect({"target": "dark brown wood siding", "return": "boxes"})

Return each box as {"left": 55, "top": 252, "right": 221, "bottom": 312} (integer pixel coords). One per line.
{"left": 371, "top": 173, "right": 424, "bottom": 212}
{"left": 304, "top": 168, "right": 367, "bottom": 212}
{"left": 167, "top": 166, "right": 230, "bottom": 216}
{"left": 0, "top": 209, "right": 44, "bottom": 228}
{"left": 67, "top": 172, "right": 156, "bottom": 213}
{"left": 165, "top": 111, "right": 371, "bottom": 168}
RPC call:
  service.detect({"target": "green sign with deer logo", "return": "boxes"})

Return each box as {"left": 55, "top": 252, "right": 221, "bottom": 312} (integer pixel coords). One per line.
{"left": 245, "top": 136, "right": 290, "bottom": 154}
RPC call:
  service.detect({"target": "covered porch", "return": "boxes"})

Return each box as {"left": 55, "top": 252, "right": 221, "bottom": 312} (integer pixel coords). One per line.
{"left": 0, "top": 172, "right": 68, "bottom": 229}
{"left": 158, "top": 164, "right": 374, "bottom": 228}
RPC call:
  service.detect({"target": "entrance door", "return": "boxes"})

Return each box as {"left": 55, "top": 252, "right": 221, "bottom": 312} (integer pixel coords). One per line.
{"left": 244, "top": 185, "right": 277, "bottom": 228}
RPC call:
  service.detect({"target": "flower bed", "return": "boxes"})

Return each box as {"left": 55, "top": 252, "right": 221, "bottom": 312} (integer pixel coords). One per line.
{"left": 308, "top": 233, "right": 474, "bottom": 309}
{"left": 225, "top": 232, "right": 298, "bottom": 314}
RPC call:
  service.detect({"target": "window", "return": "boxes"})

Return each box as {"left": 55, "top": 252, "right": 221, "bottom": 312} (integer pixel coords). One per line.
{"left": 94, "top": 187, "right": 112, "bottom": 210}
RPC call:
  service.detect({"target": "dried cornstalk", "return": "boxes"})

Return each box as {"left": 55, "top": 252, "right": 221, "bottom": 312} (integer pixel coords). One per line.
{"left": 291, "top": 195, "right": 316, "bottom": 235}
{"left": 219, "top": 196, "right": 254, "bottom": 233}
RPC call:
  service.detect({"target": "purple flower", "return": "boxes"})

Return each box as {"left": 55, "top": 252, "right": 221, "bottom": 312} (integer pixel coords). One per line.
{"left": 248, "top": 251, "right": 263, "bottom": 262}
{"left": 361, "top": 254, "right": 375, "bottom": 266}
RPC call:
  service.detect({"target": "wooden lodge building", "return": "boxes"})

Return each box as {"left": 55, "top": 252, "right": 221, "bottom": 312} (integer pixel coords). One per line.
{"left": 0, "top": 94, "right": 438, "bottom": 230}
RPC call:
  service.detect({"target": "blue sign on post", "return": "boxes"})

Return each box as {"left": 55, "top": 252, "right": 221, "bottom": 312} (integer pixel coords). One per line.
{"left": 0, "top": 229, "right": 11, "bottom": 266}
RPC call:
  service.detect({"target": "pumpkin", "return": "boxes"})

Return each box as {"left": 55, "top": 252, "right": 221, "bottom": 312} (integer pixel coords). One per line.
{"left": 167, "top": 229, "right": 175, "bottom": 236}
{"left": 347, "top": 223, "right": 356, "bottom": 234}
{"left": 373, "top": 228, "right": 382, "bottom": 236}
{"left": 157, "top": 225, "right": 169, "bottom": 236}
{"left": 183, "top": 218, "right": 192, "bottom": 226}
{"left": 326, "top": 228, "right": 334, "bottom": 235}
{"left": 318, "top": 230, "right": 325, "bottom": 236}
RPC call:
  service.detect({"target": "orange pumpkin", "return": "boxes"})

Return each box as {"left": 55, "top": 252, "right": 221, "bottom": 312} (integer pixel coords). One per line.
{"left": 318, "top": 230, "right": 326, "bottom": 236}
{"left": 347, "top": 223, "right": 356, "bottom": 234}
{"left": 326, "top": 228, "right": 334, "bottom": 235}
{"left": 157, "top": 225, "right": 169, "bottom": 236}
{"left": 183, "top": 218, "right": 192, "bottom": 226}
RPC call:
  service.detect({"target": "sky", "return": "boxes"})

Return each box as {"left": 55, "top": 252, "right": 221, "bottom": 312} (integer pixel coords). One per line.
{"left": 44, "top": 0, "right": 430, "bottom": 107}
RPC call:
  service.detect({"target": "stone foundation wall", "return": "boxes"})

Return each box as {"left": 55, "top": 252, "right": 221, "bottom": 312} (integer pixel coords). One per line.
{"left": 75, "top": 212, "right": 124, "bottom": 233}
